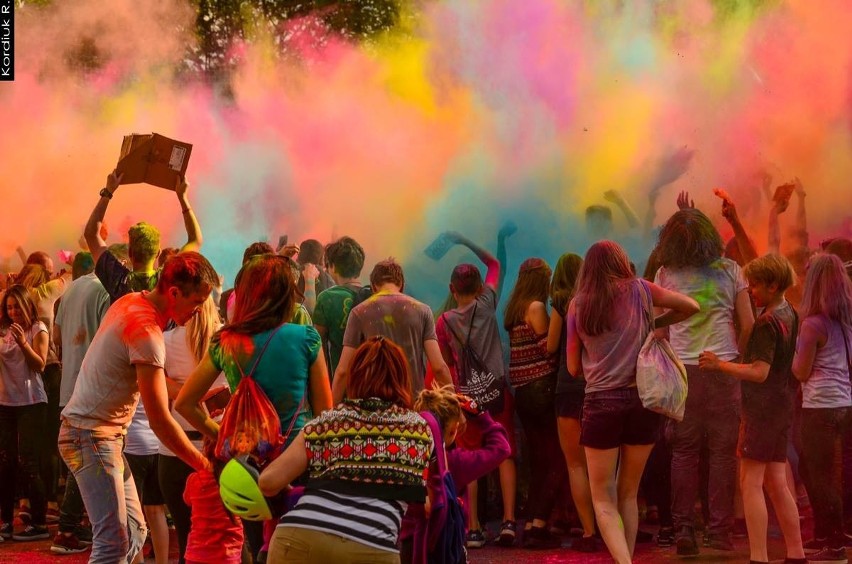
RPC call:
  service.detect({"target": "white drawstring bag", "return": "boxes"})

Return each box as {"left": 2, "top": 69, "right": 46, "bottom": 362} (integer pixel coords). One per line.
{"left": 636, "top": 282, "right": 689, "bottom": 421}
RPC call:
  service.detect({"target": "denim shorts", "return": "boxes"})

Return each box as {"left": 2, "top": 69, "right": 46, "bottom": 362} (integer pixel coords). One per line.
{"left": 580, "top": 387, "right": 662, "bottom": 450}
{"left": 555, "top": 389, "right": 585, "bottom": 420}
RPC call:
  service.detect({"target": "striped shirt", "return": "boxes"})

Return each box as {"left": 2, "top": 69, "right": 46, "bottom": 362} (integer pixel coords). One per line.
{"left": 508, "top": 322, "right": 557, "bottom": 387}
{"left": 279, "top": 489, "right": 408, "bottom": 553}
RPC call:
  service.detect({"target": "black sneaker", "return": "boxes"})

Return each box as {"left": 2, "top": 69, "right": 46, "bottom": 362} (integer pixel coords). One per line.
{"left": 676, "top": 525, "right": 700, "bottom": 557}
{"left": 0, "top": 523, "right": 11, "bottom": 540}
{"left": 466, "top": 529, "right": 486, "bottom": 549}
{"left": 807, "top": 546, "right": 848, "bottom": 563}
{"left": 497, "top": 520, "right": 517, "bottom": 547}
{"left": 807, "top": 538, "right": 831, "bottom": 554}
{"left": 657, "top": 526, "right": 675, "bottom": 548}
{"left": 522, "top": 526, "right": 562, "bottom": 550}
{"left": 705, "top": 531, "right": 734, "bottom": 551}
{"left": 13, "top": 525, "right": 50, "bottom": 541}
{"left": 571, "top": 534, "right": 600, "bottom": 553}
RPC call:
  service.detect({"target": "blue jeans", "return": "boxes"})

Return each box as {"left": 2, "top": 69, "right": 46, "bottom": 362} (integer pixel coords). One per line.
{"left": 58, "top": 421, "right": 147, "bottom": 564}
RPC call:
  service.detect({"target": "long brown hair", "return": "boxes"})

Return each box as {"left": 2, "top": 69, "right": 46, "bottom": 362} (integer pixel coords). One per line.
{"left": 656, "top": 209, "right": 724, "bottom": 269}
{"left": 574, "top": 241, "right": 635, "bottom": 336}
{"left": 1, "top": 285, "right": 39, "bottom": 329}
{"left": 213, "top": 255, "right": 295, "bottom": 357}
{"left": 550, "top": 253, "right": 583, "bottom": 313}
{"left": 503, "top": 258, "right": 552, "bottom": 330}
{"left": 347, "top": 336, "right": 412, "bottom": 408}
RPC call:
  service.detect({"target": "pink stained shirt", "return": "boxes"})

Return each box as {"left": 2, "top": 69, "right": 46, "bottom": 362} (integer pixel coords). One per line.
{"left": 183, "top": 469, "right": 244, "bottom": 564}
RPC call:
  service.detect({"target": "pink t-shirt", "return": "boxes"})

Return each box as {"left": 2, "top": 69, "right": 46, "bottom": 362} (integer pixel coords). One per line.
{"left": 183, "top": 470, "right": 243, "bottom": 564}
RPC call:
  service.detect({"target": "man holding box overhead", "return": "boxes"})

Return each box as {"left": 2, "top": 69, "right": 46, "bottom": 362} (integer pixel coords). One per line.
{"left": 83, "top": 169, "right": 203, "bottom": 304}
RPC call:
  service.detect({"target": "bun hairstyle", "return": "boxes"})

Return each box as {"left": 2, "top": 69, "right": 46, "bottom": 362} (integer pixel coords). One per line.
{"left": 414, "top": 384, "right": 462, "bottom": 434}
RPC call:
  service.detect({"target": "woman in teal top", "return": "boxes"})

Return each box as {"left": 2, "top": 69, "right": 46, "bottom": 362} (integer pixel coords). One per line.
{"left": 176, "top": 254, "right": 333, "bottom": 448}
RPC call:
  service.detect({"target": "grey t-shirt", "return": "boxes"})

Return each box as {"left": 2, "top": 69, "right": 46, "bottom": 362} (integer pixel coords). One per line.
{"left": 343, "top": 291, "right": 437, "bottom": 394}
{"left": 577, "top": 278, "right": 649, "bottom": 393}
{"left": 435, "top": 286, "right": 506, "bottom": 387}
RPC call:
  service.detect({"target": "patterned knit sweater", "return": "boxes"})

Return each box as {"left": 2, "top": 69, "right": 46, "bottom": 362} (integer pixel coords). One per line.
{"left": 302, "top": 398, "right": 434, "bottom": 502}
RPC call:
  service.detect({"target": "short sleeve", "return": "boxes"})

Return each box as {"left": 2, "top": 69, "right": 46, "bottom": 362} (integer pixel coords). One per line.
{"left": 95, "top": 251, "right": 131, "bottom": 303}
{"left": 208, "top": 340, "right": 224, "bottom": 372}
{"left": 304, "top": 326, "right": 321, "bottom": 365}
{"left": 422, "top": 305, "right": 438, "bottom": 342}
{"left": 31, "top": 321, "right": 48, "bottom": 340}
{"left": 55, "top": 299, "right": 66, "bottom": 328}
{"left": 342, "top": 307, "right": 363, "bottom": 348}
{"left": 313, "top": 290, "right": 331, "bottom": 328}
{"left": 733, "top": 263, "right": 748, "bottom": 294}
{"left": 478, "top": 286, "right": 498, "bottom": 314}
{"left": 653, "top": 266, "right": 666, "bottom": 288}
{"left": 747, "top": 316, "right": 777, "bottom": 366}
{"left": 128, "top": 327, "right": 166, "bottom": 369}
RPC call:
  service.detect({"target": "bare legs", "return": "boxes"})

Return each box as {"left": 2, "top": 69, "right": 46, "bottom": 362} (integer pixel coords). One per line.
{"left": 740, "top": 458, "right": 804, "bottom": 562}
{"left": 557, "top": 416, "right": 596, "bottom": 537}
{"left": 585, "top": 444, "right": 654, "bottom": 564}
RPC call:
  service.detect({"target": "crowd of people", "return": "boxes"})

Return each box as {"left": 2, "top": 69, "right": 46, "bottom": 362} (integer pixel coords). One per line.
{"left": 0, "top": 167, "right": 851, "bottom": 564}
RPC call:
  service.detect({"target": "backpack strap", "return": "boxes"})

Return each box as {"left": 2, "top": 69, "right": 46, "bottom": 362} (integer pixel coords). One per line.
{"left": 236, "top": 324, "right": 286, "bottom": 381}
{"left": 441, "top": 302, "right": 478, "bottom": 348}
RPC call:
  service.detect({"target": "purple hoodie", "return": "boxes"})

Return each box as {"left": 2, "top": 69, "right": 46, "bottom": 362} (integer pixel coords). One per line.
{"left": 399, "top": 411, "right": 511, "bottom": 563}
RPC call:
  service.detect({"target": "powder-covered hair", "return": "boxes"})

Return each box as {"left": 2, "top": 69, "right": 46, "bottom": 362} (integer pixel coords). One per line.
{"left": 414, "top": 384, "right": 462, "bottom": 435}
{"left": 14, "top": 264, "right": 48, "bottom": 290}
{"left": 656, "top": 209, "right": 724, "bottom": 269}
{"left": 799, "top": 253, "right": 852, "bottom": 327}
{"left": 573, "top": 241, "right": 635, "bottom": 336}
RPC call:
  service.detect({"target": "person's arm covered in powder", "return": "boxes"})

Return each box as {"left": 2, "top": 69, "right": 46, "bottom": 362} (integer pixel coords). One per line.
{"left": 176, "top": 176, "right": 203, "bottom": 252}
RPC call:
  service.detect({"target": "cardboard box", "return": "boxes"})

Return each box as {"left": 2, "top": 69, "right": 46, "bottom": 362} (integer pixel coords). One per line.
{"left": 116, "top": 133, "right": 192, "bottom": 190}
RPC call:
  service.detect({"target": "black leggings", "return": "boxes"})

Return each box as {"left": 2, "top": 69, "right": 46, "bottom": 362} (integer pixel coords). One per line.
{"left": 157, "top": 454, "right": 194, "bottom": 564}
{"left": 514, "top": 375, "right": 567, "bottom": 522}
{"left": 0, "top": 403, "right": 48, "bottom": 524}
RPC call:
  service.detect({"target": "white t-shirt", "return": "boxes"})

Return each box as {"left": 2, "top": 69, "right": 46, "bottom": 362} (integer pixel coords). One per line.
{"left": 0, "top": 321, "right": 48, "bottom": 406}
{"left": 159, "top": 325, "right": 226, "bottom": 457}
{"left": 55, "top": 273, "right": 110, "bottom": 406}
{"left": 655, "top": 258, "right": 747, "bottom": 364}
{"left": 125, "top": 401, "right": 160, "bottom": 456}
{"left": 62, "top": 293, "right": 166, "bottom": 432}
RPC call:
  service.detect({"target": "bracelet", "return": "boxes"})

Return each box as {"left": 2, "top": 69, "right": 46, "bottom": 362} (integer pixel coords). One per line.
{"left": 99, "top": 188, "right": 113, "bottom": 200}
{"left": 181, "top": 207, "right": 191, "bottom": 214}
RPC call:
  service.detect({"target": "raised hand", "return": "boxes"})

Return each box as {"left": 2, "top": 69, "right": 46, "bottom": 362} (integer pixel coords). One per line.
{"left": 106, "top": 170, "right": 123, "bottom": 194}
{"left": 676, "top": 191, "right": 694, "bottom": 210}
{"left": 498, "top": 220, "right": 517, "bottom": 239}
{"left": 175, "top": 175, "right": 189, "bottom": 198}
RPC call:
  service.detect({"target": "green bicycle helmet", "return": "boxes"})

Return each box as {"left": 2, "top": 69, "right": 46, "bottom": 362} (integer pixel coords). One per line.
{"left": 219, "top": 457, "right": 272, "bottom": 521}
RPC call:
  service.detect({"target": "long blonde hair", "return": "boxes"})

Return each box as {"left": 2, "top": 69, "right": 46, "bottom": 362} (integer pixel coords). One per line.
{"left": 185, "top": 296, "right": 221, "bottom": 363}
{"left": 800, "top": 253, "right": 852, "bottom": 327}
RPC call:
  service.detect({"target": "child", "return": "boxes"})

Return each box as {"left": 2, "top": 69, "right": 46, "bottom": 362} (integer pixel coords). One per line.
{"left": 183, "top": 440, "right": 244, "bottom": 564}
{"left": 699, "top": 253, "right": 806, "bottom": 564}
{"left": 400, "top": 386, "right": 511, "bottom": 563}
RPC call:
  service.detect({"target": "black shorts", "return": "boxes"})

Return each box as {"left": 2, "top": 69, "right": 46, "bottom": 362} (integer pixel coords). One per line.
{"left": 580, "top": 387, "right": 662, "bottom": 450}
{"left": 555, "top": 390, "right": 584, "bottom": 420}
{"left": 737, "top": 415, "right": 790, "bottom": 463}
{"left": 125, "top": 453, "right": 165, "bottom": 506}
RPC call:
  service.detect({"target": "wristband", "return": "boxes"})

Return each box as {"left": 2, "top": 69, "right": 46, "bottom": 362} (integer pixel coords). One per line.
{"left": 181, "top": 207, "right": 191, "bottom": 214}
{"left": 99, "top": 188, "right": 113, "bottom": 200}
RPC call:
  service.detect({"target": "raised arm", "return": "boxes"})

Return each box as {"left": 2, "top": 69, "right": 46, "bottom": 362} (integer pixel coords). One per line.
{"left": 604, "top": 189, "right": 640, "bottom": 230}
{"left": 496, "top": 221, "right": 516, "bottom": 299}
{"left": 792, "top": 177, "right": 809, "bottom": 250}
{"left": 84, "top": 170, "right": 123, "bottom": 264}
{"left": 445, "top": 231, "right": 500, "bottom": 292}
{"left": 175, "top": 177, "right": 203, "bottom": 252}
{"left": 717, "top": 189, "right": 758, "bottom": 264}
